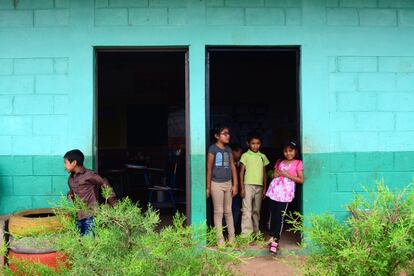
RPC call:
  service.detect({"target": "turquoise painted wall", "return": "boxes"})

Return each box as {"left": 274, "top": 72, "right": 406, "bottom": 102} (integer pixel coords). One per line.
{"left": 1, "top": 0, "right": 414, "bottom": 224}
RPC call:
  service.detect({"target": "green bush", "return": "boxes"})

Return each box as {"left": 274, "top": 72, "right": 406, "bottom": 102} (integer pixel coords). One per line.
{"left": 287, "top": 180, "right": 414, "bottom": 275}
{"left": 4, "top": 189, "right": 255, "bottom": 275}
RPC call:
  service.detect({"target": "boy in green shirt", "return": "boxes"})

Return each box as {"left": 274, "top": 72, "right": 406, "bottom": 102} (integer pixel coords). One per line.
{"left": 240, "top": 133, "right": 269, "bottom": 236}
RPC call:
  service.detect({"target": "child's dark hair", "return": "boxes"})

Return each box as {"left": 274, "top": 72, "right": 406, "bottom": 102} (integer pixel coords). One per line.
{"left": 283, "top": 140, "right": 298, "bottom": 150}
{"left": 230, "top": 143, "right": 242, "bottom": 152}
{"left": 247, "top": 131, "right": 261, "bottom": 143}
{"left": 64, "top": 149, "right": 84, "bottom": 166}
{"left": 212, "top": 125, "right": 229, "bottom": 140}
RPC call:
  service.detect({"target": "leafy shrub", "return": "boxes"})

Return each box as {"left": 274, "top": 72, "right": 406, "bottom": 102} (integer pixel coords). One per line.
{"left": 4, "top": 189, "right": 254, "bottom": 275}
{"left": 287, "top": 180, "right": 414, "bottom": 275}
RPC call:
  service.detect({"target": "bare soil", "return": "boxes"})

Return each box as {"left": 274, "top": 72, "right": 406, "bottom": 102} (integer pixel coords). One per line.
{"left": 234, "top": 255, "right": 304, "bottom": 276}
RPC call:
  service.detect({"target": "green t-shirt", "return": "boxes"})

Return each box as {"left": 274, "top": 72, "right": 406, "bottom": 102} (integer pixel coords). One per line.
{"left": 240, "top": 150, "right": 270, "bottom": 185}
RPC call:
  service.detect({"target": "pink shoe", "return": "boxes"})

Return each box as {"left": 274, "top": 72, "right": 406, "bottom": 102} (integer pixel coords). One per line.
{"left": 269, "top": 241, "right": 278, "bottom": 254}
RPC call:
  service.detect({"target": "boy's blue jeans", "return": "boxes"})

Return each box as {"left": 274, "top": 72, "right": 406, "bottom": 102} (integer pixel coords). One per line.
{"left": 76, "top": 217, "right": 94, "bottom": 236}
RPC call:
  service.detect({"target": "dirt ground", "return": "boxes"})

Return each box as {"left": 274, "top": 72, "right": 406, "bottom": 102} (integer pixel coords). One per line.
{"left": 233, "top": 230, "right": 304, "bottom": 276}
{"left": 234, "top": 255, "right": 304, "bottom": 276}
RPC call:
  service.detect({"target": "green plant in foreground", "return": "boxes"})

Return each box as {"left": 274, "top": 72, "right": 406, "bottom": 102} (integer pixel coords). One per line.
{"left": 4, "top": 191, "right": 258, "bottom": 275}
{"left": 287, "top": 180, "right": 414, "bottom": 276}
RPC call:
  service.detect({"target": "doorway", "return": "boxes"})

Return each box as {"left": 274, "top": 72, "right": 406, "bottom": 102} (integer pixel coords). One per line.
{"left": 206, "top": 47, "right": 301, "bottom": 243}
{"left": 95, "top": 49, "right": 189, "bottom": 222}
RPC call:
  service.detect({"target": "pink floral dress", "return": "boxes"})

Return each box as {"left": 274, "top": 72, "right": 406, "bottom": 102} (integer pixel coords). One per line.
{"left": 266, "top": 159, "right": 303, "bottom": 203}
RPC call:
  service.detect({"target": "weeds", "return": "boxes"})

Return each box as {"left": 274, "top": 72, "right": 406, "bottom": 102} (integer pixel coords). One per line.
{"left": 287, "top": 180, "right": 414, "bottom": 275}
{"left": 4, "top": 190, "right": 259, "bottom": 275}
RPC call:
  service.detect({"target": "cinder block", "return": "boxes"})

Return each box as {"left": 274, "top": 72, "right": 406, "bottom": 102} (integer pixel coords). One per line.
{"left": 0, "top": 177, "right": 13, "bottom": 195}
{"left": 94, "top": 8, "right": 128, "bottom": 26}
{"left": 206, "top": 8, "right": 244, "bottom": 25}
{"left": 36, "top": 75, "right": 68, "bottom": 94}
{"left": 330, "top": 112, "right": 355, "bottom": 131}
{"left": 32, "top": 195, "right": 62, "bottom": 209}
{"left": 0, "top": 196, "right": 33, "bottom": 214}
{"left": 0, "top": 10, "right": 33, "bottom": 27}
{"left": 355, "top": 152, "right": 394, "bottom": 172}
{"left": 394, "top": 151, "right": 414, "bottom": 171}
{"left": 0, "top": 137, "right": 11, "bottom": 155}
{"left": 286, "top": 8, "right": 302, "bottom": 25}
{"left": 0, "top": 76, "right": 34, "bottom": 94}
{"left": 0, "top": 116, "right": 32, "bottom": 135}
{"left": 329, "top": 73, "right": 358, "bottom": 91}
{"left": 359, "top": 73, "right": 395, "bottom": 91}
{"left": 396, "top": 73, "right": 414, "bottom": 91}
{"left": 34, "top": 9, "right": 69, "bottom": 27}
{"left": 336, "top": 92, "right": 376, "bottom": 111}
{"left": 13, "top": 176, "right": 52, "bottom": 196}
{"left": 377, "top": 172, "right": 414, "bottom": 190}
{"left": 129, "top": 8, "right": 168, "bottom": 25}
{"left": 0, "top": 96, "right": 13, "bottom": 114}
{"left": 149, "top": 0, "right": 186, "bottom": 7}
{"left": 33, "top": 115, "right": 67, "bottom": 135}
{"left": 168, "top": 8, "right": 187, "bottom": 25}
{"left": 54, "top": 58, "right": 69, "bottom": 74}
{"left": 337, "top": 172, "right": 379, "bottom": 191}
{"left": 329, "top": 57, "right": 337, "bottom": 72}
{"left": 378, "top": 131, "right": 414, "bottom": 151}
{"left": 340, "top": 0, "right": 377, "bottom": 7}
{"left": 95, "top": 0, "right": 109, "bottom": 8}
{"left": 377, "top": 93, "right": 414, "bottom": 111}
{"left": 246, "top": 8, "right": 284, "bottom": 25}
{"left": 0, "top": 59, "right": 13, "bottom": 75}
{"left": 0, "top": 0, "right": 13, "bottom": 9}
{"left": 13, "top": 95, "right": 54, "bottom": 115}
{"left": 12, "top": 136, "right": 52, "bottom": 155}
{"left": 337, "top": 57, "right": 377, "bottom": 73}
{"left": 330, "top": 152, "right": 355, "bottom": 172}
{"left": 15, "top": 0, "right": 53, "bottom": 9}
{"left": 55, "top": 0, "right": 70, "bottom": 8}
{"left": 52, "top": 176, "right": 69, "bottom": 194}
{"left": 265, "top": 0, "right": 301, "bottom": 7}
{"left": 359, "top": 9, "right": 397, "bottom": 26}
{"left": 109, "top": 0, "right": 148, "bottom": 7}
{"left": 326, "top": 8, "right": 358, "bottom": 26}
{"left": 399, "top": 9, "right": 414, "bottom": 26}
{"left": 53, "top": 95, "right": 68, "bottom": 114}
{"left": 331, "top": 191, "right": 369, "bottom": 211}
{"left": 50, "top": 136, "right": 68, "bottom": 155}
{"left": 0, "top": 156, "right": 33, "bottom": 176}
{"left": 379, "top": 57, "right": 414, "bottom": 73}
{"left": 355, "top": 112, "right": 395, "bottom": 131}
{"left": 33, "top": 156, "right": 66, "bottom": 176}
{"left": 225, "top": 0, "right": 264, "bottom": 7}
{"left": 396, "top": 112, "right": 414, "bottom": 131}
{"left": 84, "top": 156, "right": 94, "bottom": 170}
{"left": 379, "top": 0, "right": 414, "bottom": 8}
{"left": 206, "top": 0, "right": 224, "bottom": 7}
{"left": 338, "top": 132, "right": 379, "bottom": 152}
{"left": 14, "top": 59, "right": 54, "bottom": 75}
{"left": 326, "top": 0, "right": 339, "bottom": 7}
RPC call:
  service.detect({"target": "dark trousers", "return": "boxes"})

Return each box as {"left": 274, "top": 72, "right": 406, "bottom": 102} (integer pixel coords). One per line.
{"left": 268, "top": 200, "right": 289, "bottom": 242}
{"left": 76, "top": 217, "right": 94, "bottom": 236}
{"left": 231, "top": 194, "right": 242, "bottom": 235}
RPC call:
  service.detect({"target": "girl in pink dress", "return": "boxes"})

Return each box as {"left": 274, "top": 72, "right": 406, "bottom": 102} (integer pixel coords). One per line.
{"left": 265, "top": 141, "right": 304, "bottom": 254}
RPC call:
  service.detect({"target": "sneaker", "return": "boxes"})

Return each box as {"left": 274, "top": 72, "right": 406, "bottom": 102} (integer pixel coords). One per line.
{"left": 269, "top": 241, "right": 278, "bottom": 254}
